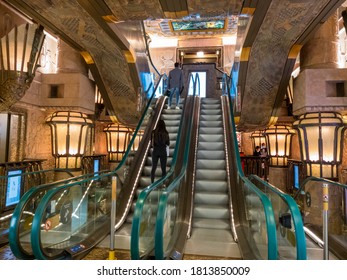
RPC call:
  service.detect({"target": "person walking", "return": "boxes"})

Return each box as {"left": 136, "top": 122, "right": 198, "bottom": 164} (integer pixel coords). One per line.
{"left": 151, "top": 119, "right": 170, "bottom": 183}
{"left": 167, "top": 62, "right": 184, "bottom": 109}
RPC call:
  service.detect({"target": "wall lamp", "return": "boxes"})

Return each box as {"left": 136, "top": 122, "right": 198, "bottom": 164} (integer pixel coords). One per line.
{"left": 46, "top": 111, "right": 93, "bottom": 170}
{"left": 293, "top": 112, "right": 346, "bottom": 179}
{"left": 0, "top": 19, "right": 45, "bottom": 112}
{"left": 264, "top": 125, "right": 295, "bottom": 167}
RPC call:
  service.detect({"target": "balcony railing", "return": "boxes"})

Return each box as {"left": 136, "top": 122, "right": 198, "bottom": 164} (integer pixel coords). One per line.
{"left": 240, "top": 155, "right": 269, "bottom": 181}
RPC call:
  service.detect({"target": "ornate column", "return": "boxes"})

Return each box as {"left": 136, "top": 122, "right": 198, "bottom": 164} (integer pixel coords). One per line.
{"left": 57, "top": 39, "right": 88, "bottom": 75}
{"left": 300, "top": 11, "right": 339, "bottom": 70}
{"left": 293, "top": 11, "right": 345, "bottom": 234}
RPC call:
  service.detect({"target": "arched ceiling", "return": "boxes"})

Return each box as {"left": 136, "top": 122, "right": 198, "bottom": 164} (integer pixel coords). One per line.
{"left": 2, "top": 0, "right": 242, "bottom": 126}
{"left": 1, "top": 0, "right": 346, "bottom": 130}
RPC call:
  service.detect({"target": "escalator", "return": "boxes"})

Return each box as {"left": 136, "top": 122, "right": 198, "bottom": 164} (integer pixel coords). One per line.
{"left": 99, "top": 97, "right": 185, "bottom": 252}
{"left": 130, "top": 73, "right": 199, "bottom": 260}
{"left": 149, "top": 90, "right": 307, "bottom": 260}
{"left": 3, "top": 168, "right": 94, "bottom": 258}
{"left": 11, "top": 86, "right": 188, "bottom": 259}
{"left": 184, "top": 98, "right": 239, "bottom": 258}
{"left": 7, "top": 76, "right": 166, "bottom": 259}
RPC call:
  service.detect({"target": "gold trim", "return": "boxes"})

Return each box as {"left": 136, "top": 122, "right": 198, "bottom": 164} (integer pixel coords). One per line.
{"left": 234, "top": 116, "right": 240, "bottom": 125}
{"left": 268, "top": 116, "right": 278, "bottom": 126}
{"left": 288, "top": 44, "right": 302, "bottom": 59}
{"left": 80, "top": 51, "right": 94, "bottom": 64}
{"left": 123, "top": 50, "right": 136, "bottom": 63}
{"left": 110, "top": 115, "right": 120, "bottom": 124}
{"left": 175, "top": 11, "right": 189, "bottom": 18}
{"left": 164, "top": 11, "right": 176, "bottom": 19}
{"left": 241, "top": 8, "right": 255, "bottom": 15}
{"left": 240, "top": 47, "right": 251, "bottom": 62}
{"left": 102, "top": 15, "right": 120, "bottom": 23}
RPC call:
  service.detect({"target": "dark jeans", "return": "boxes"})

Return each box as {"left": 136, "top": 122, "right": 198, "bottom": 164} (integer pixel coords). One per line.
{"left": 151, "top": 148, "right": 167, "bottom": 183}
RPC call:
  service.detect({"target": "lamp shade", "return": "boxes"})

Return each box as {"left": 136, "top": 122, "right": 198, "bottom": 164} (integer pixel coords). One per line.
{"left": 293, "top": 112, "right": 346, "bottom": 178}
{"left": 0, "top": 22, "right": 45, "bottom": 111}
{"left": 264, "top": 125, "right": 295, "bottom": 166}
{"left": 46, "top": 111, "right": 93, "bottom": 170}
{"left": 250, "top": 130, "right": 266, "bottom": 151}
{"left": 104, "top": 123, "right": 132, "bottom": 162}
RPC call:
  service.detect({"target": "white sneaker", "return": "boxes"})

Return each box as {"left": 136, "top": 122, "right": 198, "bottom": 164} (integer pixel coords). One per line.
{"left": 175, "top": 106, "right": 180, "bottom": 110}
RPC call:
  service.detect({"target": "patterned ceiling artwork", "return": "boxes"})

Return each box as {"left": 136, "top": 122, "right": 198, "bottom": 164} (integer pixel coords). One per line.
{"left": 237, "top": 0, "right": 344, "bottom": 131}
{"left": 2, "top": 0, "right": 345, "bottom": 129}
{"left": 143, "top": 16, "right": 238, "bottom": 39}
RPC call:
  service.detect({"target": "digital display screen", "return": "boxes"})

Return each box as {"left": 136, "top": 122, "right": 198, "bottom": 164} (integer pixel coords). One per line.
{"left": 69, "top": 243, "right": 85, "bottom": 253}
{"left": 171, "top": 20, "right": 225, "bottom": 32}
{"left": 5, "top": 169, "right": 23, "bottom": 207}
{"left": 293, "top": 165, "right": 299, "bottom": 189}
{"left": 93, "top": 159, "right": 100, "bottom": 174}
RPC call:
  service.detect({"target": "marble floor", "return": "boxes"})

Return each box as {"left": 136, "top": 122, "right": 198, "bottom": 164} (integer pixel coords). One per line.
{"left": 0, "top": 244, "right": 237, "bottom": 260}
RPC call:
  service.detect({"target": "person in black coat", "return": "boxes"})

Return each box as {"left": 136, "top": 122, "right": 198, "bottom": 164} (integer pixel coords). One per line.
{"left": 253, "top": 146, "right": 261, "bottom": 156}
{"left": 151, "top": 119, "right": 170, "bottom": 183}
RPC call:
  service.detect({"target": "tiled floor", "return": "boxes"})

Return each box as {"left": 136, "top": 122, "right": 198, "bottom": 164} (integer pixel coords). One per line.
{"left": 0, "top": 245, "right": 237, "bottom": 260}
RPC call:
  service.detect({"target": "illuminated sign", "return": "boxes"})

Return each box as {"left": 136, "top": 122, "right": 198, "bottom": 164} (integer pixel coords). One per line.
{"left": 94, "top": 159, "right": 100, "bottom": 175}
{"left": 5, "top": 169, "right": 23, "bottom": 207}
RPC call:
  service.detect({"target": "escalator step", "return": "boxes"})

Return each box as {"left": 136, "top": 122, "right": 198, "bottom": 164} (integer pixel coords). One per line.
{"left": 193, "top": 205, "right": 229, "bottom": 219}
{"left": 195, "top": 180, "right": 227, "bottom": 192}
{"left": 200, "top": 114, "right": 222, "bottom": 121}
{"left": 199, "top": 127, "right": 223, "bottom": 134}
{"left": 197, "top": 150, "right": 225, "bottom": 160}
{"left": 200, "top": 109, "right": 222, "bottom": 115}
{"left": 192, "top": 218, "right": 230, "bottom": 230}
{"left": 198, "top": 134, "right": 223, "bottom": 142}
{"left": 194, "top": 192, "right": 228, "bottom": 204}
{"left": 199, "top": 120, "right": 223, "bottom": 127}
{"left": 198, "top": 141, "right": 224, "bottom": 150}
{"left": 161, "top": 114, "right": 181, "bottom": 120}
{"left": 196, "top": 159, "right": 226, "bottom": 169}
{"left": 201, "top": 98, "right": 220, "bottom": 104}
{"left": 201, "top": 104, "right": 221, "bottom": 110}
{"left": 196, "top": 169, "right": 227, "bottom": 180}
{"left": 164, "top": 120, "right": 180, "bottom": 126}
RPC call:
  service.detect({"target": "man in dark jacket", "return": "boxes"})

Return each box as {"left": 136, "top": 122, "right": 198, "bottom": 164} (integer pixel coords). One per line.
{"left": 167, "top": 62, "right": 184, "bottom": 109}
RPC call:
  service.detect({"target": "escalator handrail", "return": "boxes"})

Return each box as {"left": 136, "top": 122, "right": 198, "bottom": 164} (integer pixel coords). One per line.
{"left": 155, "top": 74, "right": 199, "bottom": 259}
{"left": 294, "top": 176, "right": 347, "bottom": 200}
{"left": 29, "top": 76, "right": 167, "bottom": 259}
{"left": 227, "top": 58, "right": 305, "bottom": 259}
{"left": 30, "top": 177, "right": 103, "bottom": 259}
{"left": 130, "top": 73, "right": 198, "bottom": 259}
{"left": 10, "top": 75, "right": 164, "bottom": 259}
{"left": 225, "top": 89, "right": 278, "bottom": 259}
{"left": 8, "top": 169, "right": 108, "bottom": 259}
{"left": 248, "top": 174, "right": 307, "bottom": 260}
